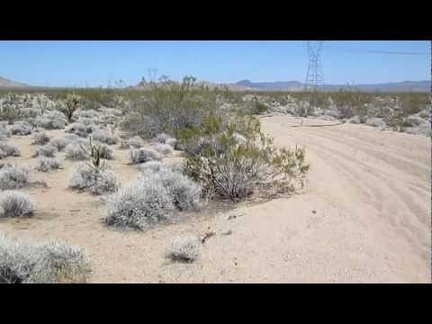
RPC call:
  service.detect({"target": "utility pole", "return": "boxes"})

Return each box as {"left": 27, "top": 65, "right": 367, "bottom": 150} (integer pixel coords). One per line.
{"left": 304, "top": 41, "right": 324, "bottom": 116}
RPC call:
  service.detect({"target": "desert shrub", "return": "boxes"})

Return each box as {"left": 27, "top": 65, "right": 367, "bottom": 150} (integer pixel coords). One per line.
{"left": 77, "top": 117, "right": 99, "bottom": 126}
{"left": 130, "top": 148, "right": 162, "bottom": 164}
{"left": 64, "top": 133, "right": 80, "bottom": 142}
{"left": 0, "top": 126, "right": 11, "bottom": 140}
{"left": 138, "top": 160, "right": 166, "bottom": 173}
{"left": 365, "top": 117, "right": 386, "bottom": 129}
{"left": 34, "top": 110, "right": 67, "bottom": 130}
{"left": 21, "top": 107, "right": 42, "bottom": 118}
{"left": 9, "top": 121, "right": 32, "bottom": 136}
{"left": 48, "top": 137, "right": 71, "bottom": 151}
{"left": 36, "top": 157, "right": 62, "bottom": 172}
{"left": 35, "top": 144, "right": 58, "bottom": 158}
{"left": 0, "top": 165, "right": 30, "bottom": 190}
{"left": 330, "top": 90, "right": 371, "bottom": 119}
{"left": 399, "top": 93, "right": 429, "bottom": 116}
{"left": 165, "top": 137, "right": 177, "bottom": 148}
{"left": 167, "top": 235, "right": 201, "bottom": 263}
{"left": 91, "top": 129, "right": 118, "bottom": 145}
{"left": 0, "top": 142, "right": 21, "bottom": 157}
{"left": 140, "top": 163, "right": 201, "bottom": 211}
{"left": 104, "top": 180, "right": 175, "bottom": 230}
{"left": 154, "top": 143, "right": 173, "bottom": 156}
{"left": 69, "top": 163, "right": 120, "bottom": 195}
{"left": 65, "top": 142, "right": 89, "bottom": 161}
{"left": 249, "top": 98, "right": 269, "bottom": 115}
{"left": 0, "top": 191, "right": 35, "bottom": 217}
{"left": 60, "top": 94, "right": 80, "bottom": 122}
{"left": 0, "top": 99, "right": 22, "bottom": 122}
{"left": 74, "top": 109, "right": 101, "bottom": 120}
{"left": 0, "top": 233, "right": 91, "bottom": 283}
{"left": 127, "top": 136, "right": 145, "bottom": 148}
{"left": 178, "top": 114, "right": 310, "bottom": 201}
{"left": 155, "top": 133, "right": 171, "bottom": 144}
{"left": 93, "top": 142, "right": 114, "bottom": 160}
{"left": 122, "top": 76, "right": 219, "bottom": 138}
{"left": 32, "top": 131, "right": 51, "bottom": 145}
{"left": 66, "top": 122, "right": 88, "bottom": 138}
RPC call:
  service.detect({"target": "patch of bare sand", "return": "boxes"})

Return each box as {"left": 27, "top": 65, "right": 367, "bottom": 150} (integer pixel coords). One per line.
{"left": 0, "top": 117, "right": 430, "bottom": 282}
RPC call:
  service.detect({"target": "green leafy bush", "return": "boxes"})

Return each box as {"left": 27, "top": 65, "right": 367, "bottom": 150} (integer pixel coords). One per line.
{"left": 178, "top": 114, "right": 309, "bottom": 201}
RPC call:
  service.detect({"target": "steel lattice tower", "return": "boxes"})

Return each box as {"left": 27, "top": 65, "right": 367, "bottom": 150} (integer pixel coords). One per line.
{"left": 304, "top": 41, "right": 324, "bottom": 91}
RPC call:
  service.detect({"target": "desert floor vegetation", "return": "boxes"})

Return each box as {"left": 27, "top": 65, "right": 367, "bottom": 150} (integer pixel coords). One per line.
{"left": 0, "top": 80, "right": 429, "bottom": 283}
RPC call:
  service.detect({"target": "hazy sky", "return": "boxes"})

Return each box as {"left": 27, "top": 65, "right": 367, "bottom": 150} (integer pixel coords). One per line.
{"left": 0, "top": 41, "right": 429, "bottom": 87}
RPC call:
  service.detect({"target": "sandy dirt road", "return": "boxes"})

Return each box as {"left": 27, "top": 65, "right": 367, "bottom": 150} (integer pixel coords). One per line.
{"left": 0, "top": 116, "right": 430, "bottom": 282}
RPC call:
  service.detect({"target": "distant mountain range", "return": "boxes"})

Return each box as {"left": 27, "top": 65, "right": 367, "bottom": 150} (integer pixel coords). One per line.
{"left": 233, "top": 80, "right": 431, "bottom": 92}
{"left": 0, "top": 75, "right": 430, "bottom": 92}
{"left": 0, "top": 76, "right": 30, "bottom": 88}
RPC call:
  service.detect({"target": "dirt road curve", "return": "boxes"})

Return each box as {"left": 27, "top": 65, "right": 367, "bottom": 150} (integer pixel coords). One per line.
{"left": 254, "top": 116, "right": 431, "bottom": 282}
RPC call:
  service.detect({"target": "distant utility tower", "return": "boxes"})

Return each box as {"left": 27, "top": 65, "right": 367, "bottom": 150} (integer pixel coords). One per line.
{"left": 147, "top": 69, "right": 158, "bottom": 82}
{"left": 304, "top": 41, "right": 324, "bottom": 91}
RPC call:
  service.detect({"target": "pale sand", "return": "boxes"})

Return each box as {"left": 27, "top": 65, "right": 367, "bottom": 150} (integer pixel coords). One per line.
{"left": 0, "top": 116, "right": 430, "bottom": 283}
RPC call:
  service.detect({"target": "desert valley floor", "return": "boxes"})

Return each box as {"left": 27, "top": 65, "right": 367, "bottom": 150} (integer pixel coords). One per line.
{"left": 0, "top": 115, "right": 430, "bottom": 283}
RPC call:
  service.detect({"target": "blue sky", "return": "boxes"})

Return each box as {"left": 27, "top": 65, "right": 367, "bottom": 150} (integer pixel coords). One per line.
{"left": 0, "top": 41, "right": 429, "bottom": 87}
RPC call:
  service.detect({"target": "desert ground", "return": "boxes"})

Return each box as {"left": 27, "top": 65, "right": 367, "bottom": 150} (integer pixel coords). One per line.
{"left": 0, "top": 115, "right": 430, "bottom": 283}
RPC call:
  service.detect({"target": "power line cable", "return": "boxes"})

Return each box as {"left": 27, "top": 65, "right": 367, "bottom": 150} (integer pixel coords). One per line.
{"left": 325, "top": 46, "right": 429, "bottom": 55}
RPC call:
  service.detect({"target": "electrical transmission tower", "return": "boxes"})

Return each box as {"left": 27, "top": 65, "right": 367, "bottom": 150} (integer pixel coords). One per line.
{"left": 147, "top": 68, "right": 158, "bottom": 82}
{"left": 304, "top": 41, "right": 324, "bottom": 91}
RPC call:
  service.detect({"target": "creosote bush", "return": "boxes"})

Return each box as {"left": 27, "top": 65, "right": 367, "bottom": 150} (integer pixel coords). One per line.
{"left": 122, "top": 76, "right": 220, "bottom": 139}
{"left": 0, "top": 233, "right": 91, "bottom": 283}
{"left": 178, "top": 114, "right": 310, "bottom": 201}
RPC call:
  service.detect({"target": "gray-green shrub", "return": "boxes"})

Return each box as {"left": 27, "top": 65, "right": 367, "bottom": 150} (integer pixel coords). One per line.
{"left": 0, "top": 191, "right": 35, "bottom": 217}
{"left": 0, "top": 233, "right": 91, "bottom": 283}
{"left": 140, "top": 163, "right": 201, "bottom": 211}
{"left": 130, "top": 148, "right": 162, "bottom": 164}
{"left": 69, "top": 163, "right": 120, "bottom": 195}
{"left": 167, "top": 235, "right": 201, "bottom": 263}
{"left": 0, "top": 165, "right": 30, "bottom": 190}
{"left": 35, "top": 144, "right": 58, "bottom": 158}
{"left": 32, "top": 132, "right": 51, "bottom": 145}
{"left": 36, "top": 157, "right": 62, "bottom": 172}
{"left": 0, "top": 142, "right": 21, "bottom": 157}
{"left": 65, "top": 142, "right": 89, "bottom": 161}
{"left": 104, "top": 180, "right": 175, "bottom": 230}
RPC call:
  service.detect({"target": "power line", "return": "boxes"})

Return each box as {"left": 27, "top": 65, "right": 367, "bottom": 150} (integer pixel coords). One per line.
{"left": 325, "top": 46, "right": 429, "bottom": 55}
